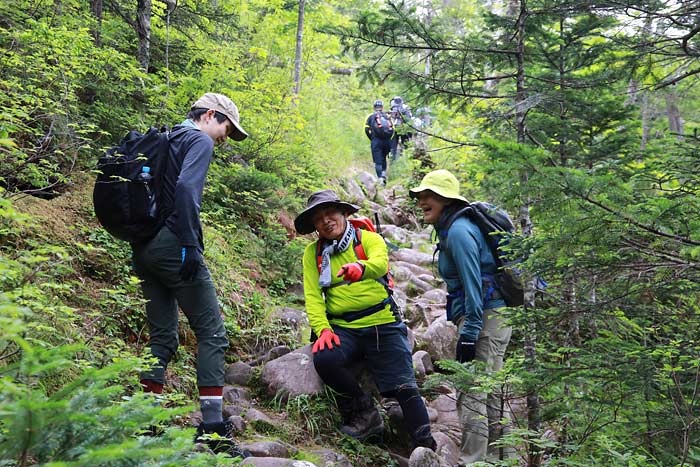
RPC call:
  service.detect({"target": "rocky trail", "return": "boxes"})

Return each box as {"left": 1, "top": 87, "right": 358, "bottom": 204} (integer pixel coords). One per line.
{"left": 195, "top": 172, "right": 463, "bottom": 467}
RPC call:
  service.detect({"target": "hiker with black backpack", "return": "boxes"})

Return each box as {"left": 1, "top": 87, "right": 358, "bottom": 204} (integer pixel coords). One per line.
{"left": 294, "top": 189, "right": 437, "bottom": 453}
{"left": 410, "top": 169, "right": 514, "bottom": 465}
{"left": 129, "top": 93, "right": 249, "bottom": 458}
{"left": 364, "top": 99, "right": 394, "bottom": 185}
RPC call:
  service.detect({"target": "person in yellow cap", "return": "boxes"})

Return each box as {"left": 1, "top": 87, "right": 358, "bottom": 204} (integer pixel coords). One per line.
{"left": 409, "top": 169, "right": 512, "bottom": 465}
{"left": 131, "top": 92, "right": 249, "bottom": 458}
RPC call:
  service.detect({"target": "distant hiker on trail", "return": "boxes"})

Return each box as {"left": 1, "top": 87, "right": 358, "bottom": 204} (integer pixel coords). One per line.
{"left": 389, "top": 96, "right": 413, "bottom": 161}
{"left": 409, "top": 170, "right": 513, "bottom": 465}
{"left": 294, "top": 189, "right": 437, "bottom": 453}
{"left": 364, "top": 99, "right": 394, "bottom": 185}
{"left": 131, "top": 93, "right": 249, "bottom": 458}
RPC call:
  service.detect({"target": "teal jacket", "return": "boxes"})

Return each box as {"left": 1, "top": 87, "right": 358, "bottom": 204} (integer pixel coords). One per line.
{"left": 303, "top": 229, "right": 395, "bottom": 336}
{"left": 437, "top": 215, "right": 505, "bottom": 342}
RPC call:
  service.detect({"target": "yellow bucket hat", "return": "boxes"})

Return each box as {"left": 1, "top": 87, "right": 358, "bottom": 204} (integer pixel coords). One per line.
{"left": 409, "top": 169, "right": 469, "bottom": 203}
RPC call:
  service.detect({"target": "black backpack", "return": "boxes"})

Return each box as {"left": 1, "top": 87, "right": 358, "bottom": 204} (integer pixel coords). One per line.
{"left": 440, "top": 202, "right": 526, "bottom": 307}
{"left": 370, "top": 111, "right": 394, "bottom": 139}
{"left": 93, "top": 127, "right": 170, "bottom": 243}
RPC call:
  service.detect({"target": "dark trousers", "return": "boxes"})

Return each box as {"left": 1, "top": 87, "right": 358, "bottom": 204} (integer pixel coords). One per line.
{"left": 131, "top": 226, "right": 228, "bottom": 387}
{"left": 313, "top": 322, "right": 432, "bottom": 442}
{"left": 371, "top": 138, "right": 392, "bottom": 178}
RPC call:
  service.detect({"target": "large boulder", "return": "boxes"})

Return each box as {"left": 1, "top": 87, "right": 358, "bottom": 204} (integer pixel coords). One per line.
{"left": 412, "top": 350, "right": 434, "bottom": 379}
{"left": 416, "top": 317, "right": 458, "bottom": 362}
{"left": 433, "top": 432, "right": 460, "bottom": 466}
{"left": 225, "top": 361, "right": 254, "bottom": 386}
{"left": 429, "top": 393, "right": 461, "bottom": 445}
{"left": 241, "top": 459, "right": 317, "bottom": 467}
{"left": 408, "top": 447, "right": 451, "bottom": 467}
{"left": 240, "top": 441, "right": 296, "bottom": 458}
{"left": 261, "top": 345, "right": 323, "bottom": 401}
{"left": 392, "top": 248, "right": 434, "bottom": 267}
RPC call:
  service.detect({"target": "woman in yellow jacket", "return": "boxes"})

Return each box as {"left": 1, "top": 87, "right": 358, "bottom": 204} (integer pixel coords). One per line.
{"left": 294, "top": 189, "right": 436, "bottom": 451}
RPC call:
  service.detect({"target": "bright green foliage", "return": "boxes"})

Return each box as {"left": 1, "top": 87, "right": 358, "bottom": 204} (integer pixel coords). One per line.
{"left": 0, "top": 301, "right": 221, "bottom": 467}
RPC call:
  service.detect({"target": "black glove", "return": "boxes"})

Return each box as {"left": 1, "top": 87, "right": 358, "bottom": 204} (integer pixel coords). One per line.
{"left": 180, "top": 246, "right": 202, "bottom": 281}
{"left": 456, "top": 335, "right": 476, "bottom": 363}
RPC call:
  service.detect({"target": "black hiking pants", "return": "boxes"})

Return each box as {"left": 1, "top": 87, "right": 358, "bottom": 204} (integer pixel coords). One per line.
{"left": 371, "top": 137, "right": 392, "bottom": 179}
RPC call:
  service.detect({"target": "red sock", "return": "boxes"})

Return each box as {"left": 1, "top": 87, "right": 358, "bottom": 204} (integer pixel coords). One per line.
{"left": 198, "top": 386, "right": 223, "bottom": 397}
{"left": 140, "top": 379, "right": 164, "bottom": 394}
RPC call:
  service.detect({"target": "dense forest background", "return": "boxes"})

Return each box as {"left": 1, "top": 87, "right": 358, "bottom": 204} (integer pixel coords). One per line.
{"left": 2, "top": 0, "right": 700, "bottom": 466}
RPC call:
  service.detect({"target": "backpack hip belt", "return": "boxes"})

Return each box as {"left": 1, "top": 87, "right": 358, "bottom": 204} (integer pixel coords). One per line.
{"left": 446, "top": 274, "right": 504, "bottom": 320}
{"left": 325, "top": 297, "right": 398, "bottom": 323}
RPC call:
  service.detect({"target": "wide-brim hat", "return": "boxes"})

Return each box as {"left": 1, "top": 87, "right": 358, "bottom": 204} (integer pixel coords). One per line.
{"left": 191, "top": 93, "right": 248, "bottom": 141}
{"left": 409, "top": 169, "right": 469, "bottom": 204}
{"left": 294, "top": 190, "right": 360, "bottom": 235}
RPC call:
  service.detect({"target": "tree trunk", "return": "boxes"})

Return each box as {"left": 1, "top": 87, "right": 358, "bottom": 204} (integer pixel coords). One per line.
{"left": 641, "top": 91, "right": 650, "bottom": 151}
{"left": 558, "top": 16, "right": 567, "bottom": 165}
{"left": 639, "top": 14, "right": 654, "bottom": 150}
{"left": 137, "top": 0, "right": 152, "bottom": 71}
{"left": 90, "top": 0, "right": 103, "bottom": 46}
{"left": 514, "top": 1, "right": 541, "bottom": 466}
{"left": 665, "top": 87, "right": 683, "bottom": 138}
{"left": 423, "top": 0, "right": 433, "bottom": 76}
{"left": 293, "top": 0, "right": 306, "bottom": 98}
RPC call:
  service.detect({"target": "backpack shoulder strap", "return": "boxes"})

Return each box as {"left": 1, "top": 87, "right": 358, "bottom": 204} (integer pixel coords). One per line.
{"left": 315, "top": 240, "right": 323, "bottom": 272}
{"left": 437, "top": 205, "right": 472, "bottom": 244}
{"left": 353, "top": 228, "right": 367, "bottom": 260}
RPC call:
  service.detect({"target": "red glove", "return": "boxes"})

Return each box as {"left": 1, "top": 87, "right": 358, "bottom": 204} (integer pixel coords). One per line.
{"left": 312, "top": 329, "right": 340, "bottom": 353}
{"left": 336, "top": 262, "right": 365, "bottom": 282}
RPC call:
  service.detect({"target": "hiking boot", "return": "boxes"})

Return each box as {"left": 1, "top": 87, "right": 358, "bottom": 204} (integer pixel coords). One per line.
{"left": 195, "top": 420, "right": 251, "bottom": 459}
{"left": 336, "top": 396, "right": 355, "bottom": 426}
{"left": 340, "top": 395, "right": 384, "bottom": 442}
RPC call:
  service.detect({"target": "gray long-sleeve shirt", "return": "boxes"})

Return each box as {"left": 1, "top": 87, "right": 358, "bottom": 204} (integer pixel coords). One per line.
{"left": 162, "top": 120, "right": 214, "bottom": 250}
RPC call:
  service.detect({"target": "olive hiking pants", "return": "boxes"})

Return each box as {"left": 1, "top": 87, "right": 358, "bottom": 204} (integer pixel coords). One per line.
{"left": 131, "top": 226, "right": 228, "bottom": 387}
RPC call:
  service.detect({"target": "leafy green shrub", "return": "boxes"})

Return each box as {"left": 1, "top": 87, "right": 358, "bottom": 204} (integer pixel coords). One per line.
{"left": 204, "top": 163, "right": 289, "bottom": 229}
{"left": 0, "top": 298, "right": 228, "bottom": 467}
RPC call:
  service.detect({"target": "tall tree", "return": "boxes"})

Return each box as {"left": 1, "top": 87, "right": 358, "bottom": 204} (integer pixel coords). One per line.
{"left": 136, "top": 0, "right": 152, "bottom": 70}
{"left": 293, "top": 0, "right": 306, "bottom": 97}
{"left": 90, "top": 0, "right": 103, "bottom": 46}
